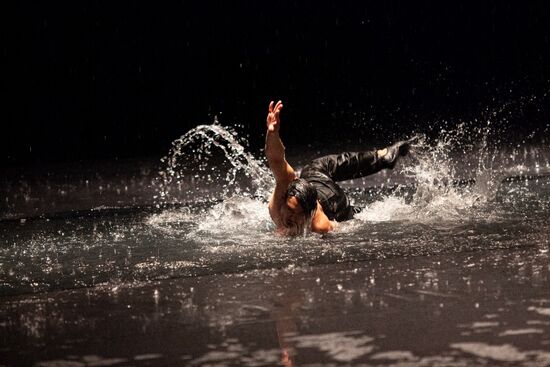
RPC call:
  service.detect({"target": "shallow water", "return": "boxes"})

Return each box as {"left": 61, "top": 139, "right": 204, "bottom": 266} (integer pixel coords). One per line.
{"left": 1, "top": 124, "right": 549, "bottom": 297}
{"left": 1, "top": 122, "right": 550, "bottom": 365}
{"left": 2, "top": 245, "right": 549, "bottom": 366}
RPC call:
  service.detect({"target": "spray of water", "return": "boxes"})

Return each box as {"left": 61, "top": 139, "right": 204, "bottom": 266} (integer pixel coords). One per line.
{"left": 150, "top": 106, "right": 549, "bottom": 239}
{"left": 155, "top": 118, "right": 273, "bottom": 208}
{"left": 358, "top": 104, "right": 550, "bottom": 224}
{"left": 4, "top": 102, "right": 549, "bottom": 297}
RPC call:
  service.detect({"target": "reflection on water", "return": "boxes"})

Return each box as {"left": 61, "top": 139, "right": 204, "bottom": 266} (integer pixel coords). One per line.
{"left": 2, "top": 247, "right": 549, "bottom": 366}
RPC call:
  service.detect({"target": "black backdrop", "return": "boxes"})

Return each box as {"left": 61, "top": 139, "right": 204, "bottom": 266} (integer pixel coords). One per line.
{"left": 3, "top": 1, "right": 550, "bottom": 165}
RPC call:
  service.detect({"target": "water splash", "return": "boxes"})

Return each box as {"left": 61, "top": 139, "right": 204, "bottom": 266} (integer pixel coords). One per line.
{"left": 358, "top": 119, "right": 550, "bottom": 223}
{"left": 155, "top": 118, "right": 274, "bottom": 207}
{"left": 151, "top": 109, "right": 550, "bottom": 239}
{"left": 4, "top": 112, "right": 549, "bottom": 297}
{"left": 147, "top": 196, "right": 274, "bottom": 243}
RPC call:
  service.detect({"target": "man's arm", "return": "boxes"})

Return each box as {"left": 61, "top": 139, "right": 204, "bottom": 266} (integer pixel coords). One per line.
{"left": 311, "top": 202, "right": 337, "bottom": 233}
{"left": 265, "top": 101, "right": 296, "bottom": 222}
{"left": 265, "top": 100, "right": 296, "bottom": 184}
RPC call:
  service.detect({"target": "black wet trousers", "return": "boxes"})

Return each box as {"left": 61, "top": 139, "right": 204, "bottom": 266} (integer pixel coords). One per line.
{"left": 300, "top": 150, "right": 384, "bottom": 221}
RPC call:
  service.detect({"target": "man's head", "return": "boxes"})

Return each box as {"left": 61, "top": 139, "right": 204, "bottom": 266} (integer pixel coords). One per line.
{"left": 280, "top": 178, "right": 318, "bottom": 235}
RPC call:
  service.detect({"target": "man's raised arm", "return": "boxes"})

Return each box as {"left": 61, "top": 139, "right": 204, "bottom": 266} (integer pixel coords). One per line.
{"left": 265, "top": 100, "right": 296, "bottom": 185}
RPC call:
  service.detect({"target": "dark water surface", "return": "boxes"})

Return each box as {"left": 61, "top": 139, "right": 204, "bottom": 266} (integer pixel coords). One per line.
{"left": 1, "top": 247, "right": 550, "bottom": 366}
{"left": 1, "top": 125, "right": 550, "bottom": 365}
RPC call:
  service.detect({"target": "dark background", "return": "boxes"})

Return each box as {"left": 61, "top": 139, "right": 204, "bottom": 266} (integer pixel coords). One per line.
{"left": 3, "top": 1, "right": 550, "bottom": 165}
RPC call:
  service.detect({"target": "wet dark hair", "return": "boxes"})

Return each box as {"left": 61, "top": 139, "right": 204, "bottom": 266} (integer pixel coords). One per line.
{"left": 286, "top": 178, "right": 318, "bottom": 218}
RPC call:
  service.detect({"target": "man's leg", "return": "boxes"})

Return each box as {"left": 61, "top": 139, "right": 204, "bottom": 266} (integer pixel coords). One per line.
{"left": 302, "top": 151, "right": 380, "bottom": 182}
{"left": 301, "top": 139, "right": 411, "bottom": 182}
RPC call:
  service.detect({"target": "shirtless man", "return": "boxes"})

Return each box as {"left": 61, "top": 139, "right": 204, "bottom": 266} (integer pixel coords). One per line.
{"left": 266, "top": 100, "right": 412, "bottom": 235}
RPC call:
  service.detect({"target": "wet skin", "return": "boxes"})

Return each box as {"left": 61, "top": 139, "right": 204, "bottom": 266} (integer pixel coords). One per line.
{"left": 265, "top": 100, "right": 335, "bottom": 234}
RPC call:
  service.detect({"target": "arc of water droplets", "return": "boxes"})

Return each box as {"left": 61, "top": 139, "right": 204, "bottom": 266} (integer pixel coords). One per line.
{"left": 158, "top": 123, "right": 275, "bottom": 204}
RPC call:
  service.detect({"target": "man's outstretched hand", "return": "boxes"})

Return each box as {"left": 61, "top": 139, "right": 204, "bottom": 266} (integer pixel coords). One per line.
{"left": 266, "top": 100, "right": 283, "bottom": 132}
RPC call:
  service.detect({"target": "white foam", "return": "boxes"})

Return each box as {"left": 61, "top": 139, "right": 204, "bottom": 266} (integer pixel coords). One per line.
{"left": 356, "top": 196, "right": 410, "bottom": 222}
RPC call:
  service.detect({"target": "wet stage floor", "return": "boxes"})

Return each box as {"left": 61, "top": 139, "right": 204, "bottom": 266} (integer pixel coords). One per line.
{"left": 2, "top": 126, "right": 550, "bottom": 365}
{"left": 2, "top": 246, "right": 550, "bottom": 366}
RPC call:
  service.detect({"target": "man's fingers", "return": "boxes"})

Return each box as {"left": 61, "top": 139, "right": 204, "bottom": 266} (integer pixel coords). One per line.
{"left": 274, "top": 100, "right": 283, "bottom": 117}
{"left": 274, "top": 105, "right": 283, "bottom": 118}
{"left": 268, "top": 100, "right": 283, "bottom": 126}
